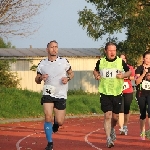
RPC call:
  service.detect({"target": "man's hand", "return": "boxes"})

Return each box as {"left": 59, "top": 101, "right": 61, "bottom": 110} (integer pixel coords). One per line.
{"left": 35, "top": 74, "right": 48, "bottom": 84}
{"left": 93, "top": 69, "right": 100, "bottom": 80}
{"left": 41, "top": 74, "right": 49, "bottom": 82}
{"left": 61, "top": 77, "right": 69, "bottom": 84}
{"left": 95, "top": 75, "right": 101, "bottom": 80}
{"left": 116, "top": 73, "right": 124, "bottom": 79}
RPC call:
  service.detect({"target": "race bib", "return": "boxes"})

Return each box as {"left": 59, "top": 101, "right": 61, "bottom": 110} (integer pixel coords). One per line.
{"left": 100, "top": 69, "right": 119, "bottom": 78}
{"left": 43, "top": 85, "right": 56, "bottom": 95}
{"left": 142, "top": 80, "right": 150, "bottom": 90}
{"left": 123, "top": 82, "right": 129, "bottom": 90}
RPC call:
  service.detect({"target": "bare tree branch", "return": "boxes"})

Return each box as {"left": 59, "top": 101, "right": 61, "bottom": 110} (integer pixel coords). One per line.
{"left": 0, "top": 0, "right": 51, "bottom": 37}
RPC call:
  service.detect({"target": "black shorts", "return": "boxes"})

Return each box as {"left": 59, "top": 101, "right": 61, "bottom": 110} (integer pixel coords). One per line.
{"left": 41, "top": 95, "right": 66, "bottom": 110}
{"left": 100, "top": 93, "right": 122, "bottom": 114}
{"left": 120, "top": 93, "right": 133, "bottom": 114}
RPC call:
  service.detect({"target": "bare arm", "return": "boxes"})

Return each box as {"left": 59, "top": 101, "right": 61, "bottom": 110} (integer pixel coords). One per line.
{"left": 116, "top": 70, "right": 131, "bottom": 79}
{"left": 135, "top": 73, "right": 146, "bottom": 85}
{"left": 118, "top": 60, "right": 131, "bottom": 79}
{"left": 123, "top": 70, "right": 131, "bottom": 78}
{"left": 67, "top": 68, "right": 74, "bottom": 80}
{"left": 35, "top": 74, "right": 42, "bottom": 84}
{"left": 93, "top": 69, "right": 100, "bottom": 80}
{"left": 128, "top": 66, "right": 135, "bottom": 80}
{"left": 124, "top": 76, "right": 134, "bottom": 80}
{"left": 135, "top": 67, "right": 148, "bottom": 85}
{"left": 62, "top": 68, "right": 74, "bottom": 84}
{"left": 129, "top": 76, "right": 134, "bottom": 80}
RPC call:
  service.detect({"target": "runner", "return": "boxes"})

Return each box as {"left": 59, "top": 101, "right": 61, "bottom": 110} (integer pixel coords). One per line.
{"left": 93, "top": 42, "right": 131, "bottom": 148}
{"left": 119, "top": 54, "right": 135, "bottom": 135}
{"left": 135, "top": 51, "right": 150, "bottom": 140}
{"left": 35, "top": 40, "right": 74, "bottom": 150}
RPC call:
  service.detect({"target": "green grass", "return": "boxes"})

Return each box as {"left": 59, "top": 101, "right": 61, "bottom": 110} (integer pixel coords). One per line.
{"left": 0, "top": 87, "right": 42, "bottom": 118}
{"left": 0, "top": 87, "right": 139, "bottom": 119}
{"left": 146, "top": 130, "right": 150, "bottom": 140}
{"left": 67, "top": 94, "right": 103, "bottom": 115}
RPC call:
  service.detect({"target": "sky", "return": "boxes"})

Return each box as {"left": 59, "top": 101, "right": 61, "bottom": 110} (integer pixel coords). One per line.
{"left": 6, "top": 0, "right": 126, "bottom": 49}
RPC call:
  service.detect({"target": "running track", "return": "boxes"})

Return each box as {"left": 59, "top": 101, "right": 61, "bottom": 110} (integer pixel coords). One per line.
{"left": 0, "top": 115, "right": 150, "bottom": 150}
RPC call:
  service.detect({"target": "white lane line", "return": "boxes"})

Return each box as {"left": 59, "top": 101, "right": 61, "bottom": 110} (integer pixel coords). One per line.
{"left": 84, "top": 121, "right": 137, "bottom": 150}
{"left": 16, "top": 119, "right": 138, "bottom": 150}
{"left": 16, "top": 131, "right": 43, "bottom": 150}
{"left": 85, "top": 128, "right": 103, "bottom": 150}
{"left": 15, "top": 122, "right": 94, "bottom": 149}
{"left": 15, "top": 120, "right": 102, "bottom": 149}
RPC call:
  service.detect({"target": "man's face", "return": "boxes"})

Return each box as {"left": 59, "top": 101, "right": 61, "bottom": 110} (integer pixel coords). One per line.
{"left": 120, "top": 55, "right": 126, "bottom": 63}
{"left": 105, "top": 45, "right": 116, "bottom": 60}
{"left": 46, "top": 42, "right": 58, "bottom": 56}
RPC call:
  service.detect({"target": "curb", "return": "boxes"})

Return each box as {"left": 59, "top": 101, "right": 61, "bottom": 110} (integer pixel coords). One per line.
{"left": 0, "top": 112, "right": 140, "bottom": 124}
{"left": 0, "top": 114, "right": 103, "bottom": 124}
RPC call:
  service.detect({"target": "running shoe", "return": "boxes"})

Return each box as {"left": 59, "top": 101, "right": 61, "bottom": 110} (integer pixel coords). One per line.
{"left": 119, "top": 127, "right": 128, "bottom": 135}
{"left": 110, "top": 128, "right": 116, "bottom": 141}
{"left": 45, "top": 142, "right": 53, "bottom": 150}
{"left": 106, "top": 138, "right": 114, "bottom": 148}
{"left": 52, "top": 116, "right": 59, "bottom": 133}
{"left": 140, "top": 132, "right": 145, "bottom": 140}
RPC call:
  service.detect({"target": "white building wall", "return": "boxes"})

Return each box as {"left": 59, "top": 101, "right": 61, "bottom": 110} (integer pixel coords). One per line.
{"left": 12, "top": 57, "right": 100, "bottom": 93}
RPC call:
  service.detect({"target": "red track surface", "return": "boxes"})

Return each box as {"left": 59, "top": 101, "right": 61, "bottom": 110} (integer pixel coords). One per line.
{"left": 0, "top": 115, "right": 150, "bottom": 150}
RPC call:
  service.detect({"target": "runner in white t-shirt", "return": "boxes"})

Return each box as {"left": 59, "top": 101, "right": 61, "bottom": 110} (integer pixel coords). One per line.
{"left": 35, "top": 40, "right": 74, "bottom": 150}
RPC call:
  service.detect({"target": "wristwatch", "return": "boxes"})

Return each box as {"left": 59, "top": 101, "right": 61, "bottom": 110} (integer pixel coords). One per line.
{"left": 67, "top": 77, "right": 71, "bottom": 81}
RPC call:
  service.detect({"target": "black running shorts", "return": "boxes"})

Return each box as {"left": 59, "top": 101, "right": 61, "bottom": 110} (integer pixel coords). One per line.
{"left": 41, "top": 95, "right": 66, "bottom": 110}
{"left": 100, "top": 93, "right": 122, "bottom": 114}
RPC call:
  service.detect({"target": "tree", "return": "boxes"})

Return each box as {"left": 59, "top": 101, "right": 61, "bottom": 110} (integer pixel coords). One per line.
{"left": 0, "top": 38, "right": 19, "bottom": 88}
{"left": 0, "top": 0, "right": 51, "bottom": 37}
{"left": 78, "top": 0, "right": 150, "bottom": 64}
{"left": 0, "top": 37, "right": 15, "bottom": 48}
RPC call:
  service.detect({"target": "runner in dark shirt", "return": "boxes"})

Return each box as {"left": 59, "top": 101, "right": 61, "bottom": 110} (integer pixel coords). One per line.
{"left": 135, "top": 50, "right": 150, "bottom": 140}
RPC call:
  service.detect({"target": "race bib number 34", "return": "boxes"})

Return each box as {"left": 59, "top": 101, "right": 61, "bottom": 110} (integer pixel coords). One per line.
{"left": 100, "top": 69, "right": 120, "bottom": 78}
{"left": 142, "top": 80, "right": 150, "bottom": 90}
{"left": 43, "top": 85, "right": 56, "bottom": 95}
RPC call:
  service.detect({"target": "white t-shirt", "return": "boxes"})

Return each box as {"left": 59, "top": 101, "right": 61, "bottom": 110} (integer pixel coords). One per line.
{"left": 37, "top": 57, "right": 71, "bottom": 99}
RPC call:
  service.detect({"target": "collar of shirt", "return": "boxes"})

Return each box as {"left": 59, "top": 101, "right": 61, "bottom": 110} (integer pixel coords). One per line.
{"left": 105, "top": 56, "right": 117, "bottom": 62}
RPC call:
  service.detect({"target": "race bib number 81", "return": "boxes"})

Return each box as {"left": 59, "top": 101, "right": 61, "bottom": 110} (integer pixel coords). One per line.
{"left": 142, "top": 80, "right": 150, "bottom": 90}
{"left": 100, "top": 69, "right": 119, "bottom": 78}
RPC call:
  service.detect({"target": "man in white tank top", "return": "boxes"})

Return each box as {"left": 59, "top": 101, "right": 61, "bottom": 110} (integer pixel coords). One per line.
{"left": 35, "top": 40, "right": 74, "bottom": 150}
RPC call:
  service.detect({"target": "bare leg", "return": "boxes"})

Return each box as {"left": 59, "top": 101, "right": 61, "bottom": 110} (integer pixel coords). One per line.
{"left": 110, "top": 113, "right": 118, "bottom": 141}
{"left": 104, "top": 111, "right": 112, "bottom": 138}
{"left": 148, "top": 118, "right": 150, "bottom": 129}
{"left": 43, "top": 103, "right": 54, "bottom": 122}
{"left": 140, "top": 119, "right": 146, "bottom": 140}
{"left": 112, "top": 113, "right": 119, "bottom": 128}
{"left": 140, "top": 119, "right": 146, "bottom": 132}
{"left": 119, "top": 113, "right": 124, "bottom": 129}
{"left": 124, "top": 113, "right": 130, "bottom": 126}
{"left": 53, "top": 108, "right": 66, "bottom": 126}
